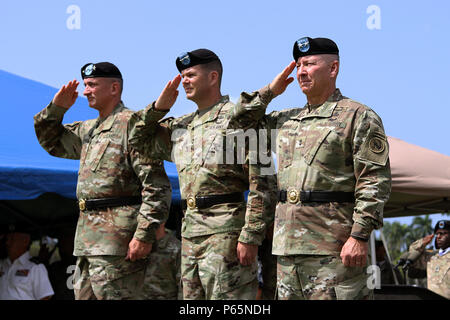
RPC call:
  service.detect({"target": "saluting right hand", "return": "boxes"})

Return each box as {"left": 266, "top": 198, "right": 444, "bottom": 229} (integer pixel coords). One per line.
{"left": 422, "top": 234, "right": 434, "bottom": 245}
{"left": 268, "top": 61, "right": 296, "bottom": 97}
{"left": 154, "top": 74, "right": 182, "bottom": 111}
{"left": 52, "top": 80, "right": 79, "bottom": 109}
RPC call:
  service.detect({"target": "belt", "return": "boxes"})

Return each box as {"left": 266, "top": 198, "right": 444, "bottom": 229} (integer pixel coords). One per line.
{"left": 78, "top": 196, "right": 142, "bottom": 211}
{"left": 278, "top": 190, "right": 355, "bottom": 204}
{"left": 181, "top": 192, "right": 244, "bottom": 210}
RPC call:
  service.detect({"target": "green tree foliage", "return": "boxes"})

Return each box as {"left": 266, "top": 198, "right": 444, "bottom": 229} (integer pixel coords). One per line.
{"left": 382, "top": 215, "right": 435, "bottom": 263}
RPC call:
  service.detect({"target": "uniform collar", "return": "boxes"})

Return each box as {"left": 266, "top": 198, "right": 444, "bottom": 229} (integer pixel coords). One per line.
{"left": 295, "top": 88, "right": 343, "bottom": 121}
{"left": 439, "top": 247, "right": 450, "bottom": 256}
{"left": 8, "top": 251, "right": 31, "bottom": 266}
{"left": 190, "top": 95, "right": 230, "bottom": 128}
{"left": 95, "top": 101, "right": 126, "bottom": 133}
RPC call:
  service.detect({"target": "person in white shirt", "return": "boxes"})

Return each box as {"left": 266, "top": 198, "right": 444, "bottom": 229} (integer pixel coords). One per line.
{"left": 0, "top": 229, "right": 54, "bottom": 300}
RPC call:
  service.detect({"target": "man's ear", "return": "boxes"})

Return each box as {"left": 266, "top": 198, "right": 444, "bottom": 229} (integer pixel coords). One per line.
{"left": 209, "top": 70, "right": 219, "bottom": 86}
{"left": 330, "top": 60, "right": 339, "bottom": 78}
{"left": 111, "top": 81, "right": 120, "bottom": 95}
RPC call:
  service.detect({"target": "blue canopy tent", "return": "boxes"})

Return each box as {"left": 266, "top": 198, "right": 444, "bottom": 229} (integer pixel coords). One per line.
{"left": 0, "top": 70, "right": 180, "bottom": 235}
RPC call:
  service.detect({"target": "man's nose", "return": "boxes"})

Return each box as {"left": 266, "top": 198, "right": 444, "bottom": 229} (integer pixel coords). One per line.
{"left": 298, "top": 65, "right": 307, "bottom": 75}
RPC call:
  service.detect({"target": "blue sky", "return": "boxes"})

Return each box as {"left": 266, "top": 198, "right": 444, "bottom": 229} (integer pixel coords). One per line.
{"left": 0, "top": 0, "right": 448, "bottom": 226}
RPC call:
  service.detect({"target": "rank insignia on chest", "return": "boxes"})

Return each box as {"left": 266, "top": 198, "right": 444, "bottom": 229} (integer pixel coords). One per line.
{"left": 15, "top": 269, "right": 30, "bottom": 277}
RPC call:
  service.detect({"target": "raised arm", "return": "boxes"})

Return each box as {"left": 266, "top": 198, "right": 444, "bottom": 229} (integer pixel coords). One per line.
{"left": 231, "top": 61, "right": 296, "bottom": 130}
{"left": 341, "top": 108, "right": 392, "bottom": 267}
{"left": 33, "top": 80, "right": 83, "bottom": 159}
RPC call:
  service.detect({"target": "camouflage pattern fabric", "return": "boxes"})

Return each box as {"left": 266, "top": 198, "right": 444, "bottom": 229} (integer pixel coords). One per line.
{"left": 181, "top": 231, "right": 258, "bottom": 300}
{"left": 235, "top": 88, "right": 392, "bottom": 256}
{"left": 34, "top": 102, "right": 172, "bottom": 256}
{"left": 276, "top": 255, "right": 372, "bottom": 300}
{"left": 129, "top": 95, "right": 274, "bottom": 244}
{"left": 427, "top": 252, "right": 450, "bottom": 299}
{"left": 129, "top": 95, "right": 276, "bottom": 300}
{"left": 258, "top": 234, "right": 277, "bottom": 300}
{"left": 73, "top": 255, "right": 146, "bottom": 300}
{"left": 407, "top": 238, "right": 450, "bottom": 299}
{"left": 407, "top": 237, "right": 437, "bottom": 273}
{"left": 140, "top": 229, "right": 182, "bottom": 300}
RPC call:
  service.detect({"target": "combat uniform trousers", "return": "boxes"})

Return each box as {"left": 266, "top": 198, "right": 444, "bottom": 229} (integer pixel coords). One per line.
{"left": 276, "top": 254, "right": 372, "bottom": 300}
{"left": 73, "top": 255, "right": 147, "bottom": 300}
{"left": 258, "top": 237, "right": 277, "bottom": 300}
{"left": 181, "top": 231, "right": 258, "bottom": 300}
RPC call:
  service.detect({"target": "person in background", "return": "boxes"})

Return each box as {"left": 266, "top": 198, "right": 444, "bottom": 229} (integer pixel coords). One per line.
{"left": 0, "top": 226, "right": 54, "bottom": 300}
{"left": 406, "top": 220, "right": 450, "bottom": 299}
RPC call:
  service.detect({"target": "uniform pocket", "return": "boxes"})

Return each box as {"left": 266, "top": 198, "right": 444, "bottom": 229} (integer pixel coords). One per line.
{"left": 217, "top": 261, "right": 258, "bottom": 295}
{"left": 86, "top": 140, "right": 110, "bottom": 172}
{"left": 303, "top": 129, "right": 331, "bottom": 165}
{"left": 334, "top": 270, "right": 369, "bottom": 300}
{"left": 276, "top": 127, "right": 295, "bottom": 168}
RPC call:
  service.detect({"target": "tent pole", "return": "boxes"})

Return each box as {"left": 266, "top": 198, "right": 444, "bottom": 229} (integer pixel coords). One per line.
{"left": 379, "top": 228, "right": 399, "bottom": 285}
{"left": 370, "top": 231, "right": 376, "bottom": 270}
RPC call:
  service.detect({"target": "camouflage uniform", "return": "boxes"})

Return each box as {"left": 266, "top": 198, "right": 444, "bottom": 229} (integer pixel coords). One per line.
{"left": 234, "top": 87, "right": 392, "bottom": 299}
{"left": 140, "top": 229, "right": 182, "bottom": 300}
{"left": 258, "top": 225, "right": 277, "bottom": 300}
{"left": 407, "top": 238, "right": 450, "bottom": 299}
{"left": 34, "top": 101, "right": 172, "bottom": 300}
{"left": 129, "top": 95, "right": 276, "bottom": 300}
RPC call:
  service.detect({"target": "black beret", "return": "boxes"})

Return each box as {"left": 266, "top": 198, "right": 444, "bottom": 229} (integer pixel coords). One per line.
{"left": 434, "top": 220, "right": 450, "bottom": 233}
{"left": 293, "top": 37, "right": 339, "bottom": 61}
{"left": 81, "top": 62, "right": 122, "bottom": 79}
{"left": 176, "top": 49, "right": 221, "bottom": 72}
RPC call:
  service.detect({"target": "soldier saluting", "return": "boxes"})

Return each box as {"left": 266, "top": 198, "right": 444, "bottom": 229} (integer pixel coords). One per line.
{"left": 34, "top": 62, "right": 171, "bottom": 300}
{"left": 234, "top": 37, "right": 392, "bottom": 299}
{"left": 129, "top": 49, "right": 276, "bottom": 300}
{"left": 405, "top": 220, "right": 450, "bottom": 299}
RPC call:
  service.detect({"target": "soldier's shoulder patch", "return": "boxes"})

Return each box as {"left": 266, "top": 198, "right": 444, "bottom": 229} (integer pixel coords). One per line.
{"left": 358, "top": 131, "right": 389, "bottom": 166}
{"left": 369, "top": 136, "right": 386, "bottom": 154}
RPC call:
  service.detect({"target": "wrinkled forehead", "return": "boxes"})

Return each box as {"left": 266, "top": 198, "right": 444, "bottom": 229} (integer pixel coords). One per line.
{"left": 436, "top": 229, "right": 450, "bottom": 235}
